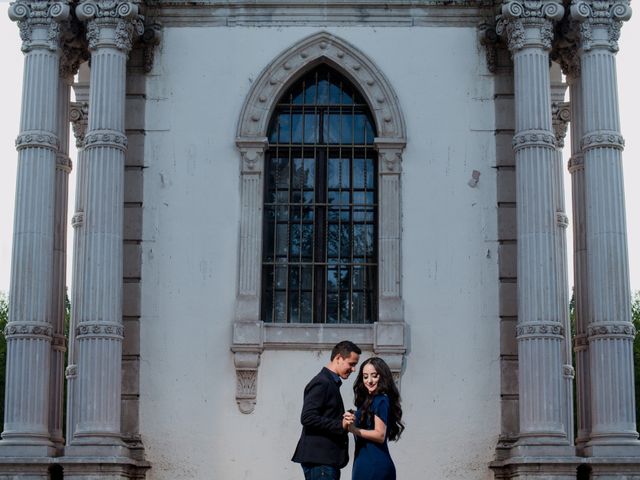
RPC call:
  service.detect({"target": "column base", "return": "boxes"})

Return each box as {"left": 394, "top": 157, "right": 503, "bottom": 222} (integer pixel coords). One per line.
{"left": 0, "top": 440, "right": 56, "bottom": 458}
{"left": 60, "top": 455, "right": 150, "bottom": 480}
{"left": 490, "top": 455, "right": 582, "bottom": 480}
{"left": 584, "top": 438, "right": 640, "bottom": 458}
{"left": 510, "top": 434, "right": 575, "bottom": 458}
{"left": 0, "top": 459, "right": 50, "bottom": 480}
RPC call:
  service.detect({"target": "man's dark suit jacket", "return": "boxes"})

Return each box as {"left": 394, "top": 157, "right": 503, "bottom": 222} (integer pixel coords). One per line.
{"left": 291, "top": 367, "right": 349, "bottom": 468}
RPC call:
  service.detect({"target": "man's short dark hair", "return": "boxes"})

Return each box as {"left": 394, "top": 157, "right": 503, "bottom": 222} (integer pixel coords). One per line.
{"left": 330, "top": 341, "right": 361, "bottom": 360}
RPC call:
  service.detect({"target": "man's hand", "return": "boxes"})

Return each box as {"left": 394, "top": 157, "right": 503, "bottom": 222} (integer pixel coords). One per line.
{"left": 342, "top": 411, "right": 355, "bottom": 430}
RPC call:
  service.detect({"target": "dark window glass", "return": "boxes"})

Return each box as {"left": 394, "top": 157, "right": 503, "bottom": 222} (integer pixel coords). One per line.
{"left": 262, "top": 66, "right": 377, "bottom": 324}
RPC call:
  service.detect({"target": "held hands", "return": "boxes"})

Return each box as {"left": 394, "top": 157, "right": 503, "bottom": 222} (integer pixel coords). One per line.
{"left": 342, "top": 410, "right": 355, "bottom": 430}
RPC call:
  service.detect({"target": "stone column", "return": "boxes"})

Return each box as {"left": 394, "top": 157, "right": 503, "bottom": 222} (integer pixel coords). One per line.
{"left": 373, "top": 138, "right": 406, "bottom": 382}
{"left": 551, "top": 99, "right": 574, "bottom": 447}
{"left": 1, "top": 0, "right": 69, "bottom": 457}
{"left": 566, "top": 62, "right": 593, "bottom": 453}
{"left": 570, "top": 0, "right": 640, "bottom": 456}
{"left": 68, "top": 0, "right": 142, "bottom": 451}
{"left": 48, "top": 54, "right": 76, "bottom": 452}
{"left": 497, "top": 0, "right": 573, "bottom": 452}
{"left": 66, "top": 97, "right": 89, "bottom": 445}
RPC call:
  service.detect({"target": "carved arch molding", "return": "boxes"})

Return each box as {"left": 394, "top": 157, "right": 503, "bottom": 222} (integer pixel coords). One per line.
{"left": 232, "top": 31, "right": 407, "bottom": 413}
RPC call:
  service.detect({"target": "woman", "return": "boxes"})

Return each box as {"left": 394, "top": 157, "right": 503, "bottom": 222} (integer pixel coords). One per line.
{"left": 348, "top": 357, "right": 404, "bottom": 480}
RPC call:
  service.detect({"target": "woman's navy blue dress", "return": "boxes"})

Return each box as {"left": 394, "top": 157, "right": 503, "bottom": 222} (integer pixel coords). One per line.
{"left": 352, "top": 394, "right": 396, "bottom": 480}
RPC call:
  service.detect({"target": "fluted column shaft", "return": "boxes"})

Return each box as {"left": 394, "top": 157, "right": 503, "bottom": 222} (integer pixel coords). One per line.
{"left": 49, "top": 71, "right": 73, "bottom": 451}
{"left": 66, "top": 100, "right": 89, "bottom": 445}
{"left": 567, "top": 71, "right": 593, "bottom": 451}
{"left": 551, "top": 100, "right": 574, "bottom": 446}
{"left": 1, "top": 0, "right": 69, "bottom": 455}
{"left": 497, "top": 0, "right": 570, "bottom": 448}
{"left": 571, "top": 0, "right": 639, "bottom": 452}
{"left": 70, "top": 0, "right": 142, "bottom": 447}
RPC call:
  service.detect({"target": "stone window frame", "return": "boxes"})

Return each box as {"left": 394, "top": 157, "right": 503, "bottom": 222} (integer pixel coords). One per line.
{"left": 231, "top": 32, "right": 407, "bottom": 413}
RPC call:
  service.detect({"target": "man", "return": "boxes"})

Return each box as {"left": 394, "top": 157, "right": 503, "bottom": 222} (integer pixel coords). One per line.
{"left": 292, "top": 341, "right": 362, "bottom": 480}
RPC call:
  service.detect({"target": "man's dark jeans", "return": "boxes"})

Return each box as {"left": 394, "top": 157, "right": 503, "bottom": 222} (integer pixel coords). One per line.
{"left": 301, "top": 464, "right": 341, "bottom": 480}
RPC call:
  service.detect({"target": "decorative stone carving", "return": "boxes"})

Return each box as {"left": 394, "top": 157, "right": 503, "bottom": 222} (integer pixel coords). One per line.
{"left": 580, "top": 131, "right": 625, "bottom": 151}
{"left": 587, "top": 323, "right": 636, "bottom": 339}
{"left": 570, "top": 0, "right": 632, "bottom": 52}
{"left": 551, "top": 102, "right": 571, "bottom": 148}
{"left": 140, "top": 22, "right": 162, "bottom": 73}
{"left": 75, "top": 323, "right": 125, "bottom": 339}
{"left": 511, "top": 130, "right": 556, "bottom": 150}
{"left": 4, "top": 323, "right": 54, "bottom": 338}
{"left": 556, "top": 212, "right": 569, "bottom": 229}
{"left": 76, "top": 0, "right": 144, "bottom": 53}
{"left": 237, "top": 32, "right": 406, "bottom": 140}
{"left": 515, "top": 323, "right": 565, "bottom": 338}
{"left": 8, "top": 0, "right": 70, "bottom": 52}
{"left": 83, "top": 130, "right": 129, "bottom": 150}
{"left": 232, "top": 352, "right": 261, "bottom": 414}
{"left": 478, "top": 22, "right": 499, "bottom": 73}
{"left": 496, "top": 0, "right": 564, "bottom": 52}
{"left": 15, "top": 131, "right": 59, "bottom": 151}
{"left": 70, "top": 101, "right": 89, "bottom": 147}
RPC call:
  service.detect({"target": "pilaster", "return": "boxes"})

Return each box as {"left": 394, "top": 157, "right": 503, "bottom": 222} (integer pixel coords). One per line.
{"left": 67, "top": 0, "right": 143, "bottom": 454}
{"left": 1, "top": 0, "right": 70, "bottom": 458}
{"left": 231, "top": 137, "right": 268, "bottom": 414}
{"left": 570, "top": 0, "right": 640, "bottom": 456}
{"left": 373, "top": 138, "right": 406, "bottom": 383}
{"left": 496, "top": 0, "right": 574, "bottom": 457}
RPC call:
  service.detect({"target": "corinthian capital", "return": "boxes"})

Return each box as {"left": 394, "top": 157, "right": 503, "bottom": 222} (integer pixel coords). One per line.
{"left": 75, "top": 0, "right": 144, "bottom": 52}
{"left": 496, "top": 0, "right": 565, "bottom": 51}
{"left": 570, "top": 0, "right": 632, "bottom": 52}
{"left": 8, "top": 0, "right": 70, "bottom": 52}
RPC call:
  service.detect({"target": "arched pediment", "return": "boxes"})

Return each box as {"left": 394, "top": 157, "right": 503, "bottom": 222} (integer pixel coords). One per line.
{"left": 237, "top": 32, "right": 406, "bottom": 141}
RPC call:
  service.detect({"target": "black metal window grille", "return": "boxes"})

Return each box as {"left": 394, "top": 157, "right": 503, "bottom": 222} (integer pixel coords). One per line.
{"left": 262, "top": 66, "right": 377, "bottom": 324}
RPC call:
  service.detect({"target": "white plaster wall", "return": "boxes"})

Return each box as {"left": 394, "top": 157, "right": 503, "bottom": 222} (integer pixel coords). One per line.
{"left": 140, "top": 26, "right": 500, "bottom": 479}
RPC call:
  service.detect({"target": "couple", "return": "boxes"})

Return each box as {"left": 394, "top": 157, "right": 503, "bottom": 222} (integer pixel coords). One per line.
{"left": 292, "top": 341, "right": 404, "bottom": 480}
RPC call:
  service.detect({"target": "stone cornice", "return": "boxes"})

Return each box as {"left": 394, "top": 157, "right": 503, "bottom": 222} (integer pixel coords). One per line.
{"left": 8, "top": 0, "right": 71, "bottom": 52}
{"left": 156, "top": 0, "right": 493, "bottom": 27}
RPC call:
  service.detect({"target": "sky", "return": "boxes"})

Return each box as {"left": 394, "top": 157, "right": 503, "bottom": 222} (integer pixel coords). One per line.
{"left": 0, "top": 8, "right": 639, "bottom": 295}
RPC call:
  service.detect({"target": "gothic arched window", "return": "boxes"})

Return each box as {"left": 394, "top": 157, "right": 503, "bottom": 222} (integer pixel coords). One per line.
{"left": 262, "top": 66, "right": 377, "bottom": 324}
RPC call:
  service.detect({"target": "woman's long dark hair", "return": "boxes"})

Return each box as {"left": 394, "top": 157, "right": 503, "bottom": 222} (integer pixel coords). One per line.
{"left": 353, "top": 357, "right": 405, "bottom": 441}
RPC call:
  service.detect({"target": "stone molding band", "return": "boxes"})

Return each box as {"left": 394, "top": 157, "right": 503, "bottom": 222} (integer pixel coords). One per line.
{"left": 516, "top": 322, "right": 565, "bottom": 339}
{"left": 512, "top": 130, "right": 556, "bottom": 151}
{"left": 556, "top": 211, "right": 569, "bottom": 228}
{"left": 71, "top": 211, "right": 84, "bottom": 228}
{"left": 580, "top": 131, "right": 625, "bottom": 152}
{"left": 15, "top": 131, "right": 59, "bottom": 151}
{"left": 76, "top": 322, "right": 125, "bottom": 339}
{"left": 4, "top": 322, "right": 54, "bottom": 339}
{"left": 568, "top": 154, "right": 584, "bottom": 173}
{"left": 83, "top": 130, "right": 128, "bottom": 151}
{"left": 587, "top": 322, "right": 636, "bottom": 339}
{"left": 56, "top": 155, "right": 73, "bottom": 172}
